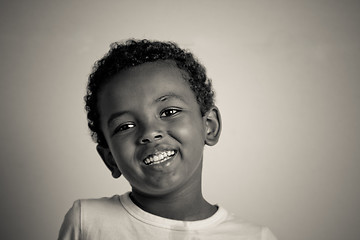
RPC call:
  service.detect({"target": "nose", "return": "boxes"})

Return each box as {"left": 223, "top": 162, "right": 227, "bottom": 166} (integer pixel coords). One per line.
{"left": 138, "top": 123, "right": 163, "bottom": 144}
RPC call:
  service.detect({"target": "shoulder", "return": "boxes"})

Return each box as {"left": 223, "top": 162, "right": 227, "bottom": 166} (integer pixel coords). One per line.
{"left": 58, "top": 195, "right": 124, "bottom": 240}
{"left": 75, "top": 195, "right": 127, "bottom": 225}
{"left": 78, "top": 195, "right": 122, "bottom": 213}
{"left": 65, "top": 195, "right": 122, "bottom": 219}
{"left": 216, "top": 208, "right": 278, "bottom": 240}
{"left": 58, "top": 200, "right": 82, "bottom": 240}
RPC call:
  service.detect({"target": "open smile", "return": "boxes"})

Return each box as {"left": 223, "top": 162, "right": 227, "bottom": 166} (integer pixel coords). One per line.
{"left": 143, "top": 150, "right": 177, "bottom": 166}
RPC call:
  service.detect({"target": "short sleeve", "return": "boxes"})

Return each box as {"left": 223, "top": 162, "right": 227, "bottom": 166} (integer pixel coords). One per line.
{"left": 262, "top": 227, "right": 278, "bottom": 240}
{"left": 58, "top": 200, "right": 81, "bottom": 240}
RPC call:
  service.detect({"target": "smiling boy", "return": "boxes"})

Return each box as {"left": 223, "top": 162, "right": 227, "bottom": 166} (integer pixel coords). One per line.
{"left": 58, "top": 39, "right": 277, "bottom": 239}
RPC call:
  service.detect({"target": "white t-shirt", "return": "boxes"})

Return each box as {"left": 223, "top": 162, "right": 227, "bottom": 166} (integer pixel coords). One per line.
{"left": 58, "top": 192, "right": 277, "bottom": 240}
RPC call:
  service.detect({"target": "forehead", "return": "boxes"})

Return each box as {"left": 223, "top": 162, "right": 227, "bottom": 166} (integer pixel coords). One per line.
{"left": 118, "top": 60, "right": 188, "bottom": 87}
{"left": 104, "top": 61, "right": 192, "bottom": 95}
{"left": 97, "top": 61, "right": 198, "bottom": 115}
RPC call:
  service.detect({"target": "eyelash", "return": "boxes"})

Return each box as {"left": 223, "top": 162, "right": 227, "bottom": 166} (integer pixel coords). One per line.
{"left": 112, "top": 108, "right": 181, "bottom": 135}
{"left": 113, "top": 123, "right": 135, "bottom": 134}
{"left": 160, "top": 108, "right": 181, "bottom": 118}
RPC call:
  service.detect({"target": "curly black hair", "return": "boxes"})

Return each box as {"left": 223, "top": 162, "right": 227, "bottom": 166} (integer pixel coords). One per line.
{"left": 85, "top": 39, "right": 215, "bottom": 148}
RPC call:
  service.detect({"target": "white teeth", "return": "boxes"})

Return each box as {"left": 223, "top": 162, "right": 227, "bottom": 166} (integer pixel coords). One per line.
{"left": 143, "top": 150, "right": 176, "bottom": 165}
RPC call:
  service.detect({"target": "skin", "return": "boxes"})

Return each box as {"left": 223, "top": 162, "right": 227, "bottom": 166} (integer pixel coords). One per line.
{"left": 97, "top": 61, "right": 221, "bottom": 220}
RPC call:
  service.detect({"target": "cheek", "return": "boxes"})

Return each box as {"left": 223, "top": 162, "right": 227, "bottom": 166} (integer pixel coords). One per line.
{"left": 110, "top": 139, "right": 135, "bottom": 161}
{"left": 172, "top": 118, "right": 205, "bottom": 145}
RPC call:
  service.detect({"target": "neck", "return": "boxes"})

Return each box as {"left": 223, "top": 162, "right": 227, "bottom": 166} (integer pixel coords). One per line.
{"left": 130, "top": 171, "right": 217, "bottom": 221}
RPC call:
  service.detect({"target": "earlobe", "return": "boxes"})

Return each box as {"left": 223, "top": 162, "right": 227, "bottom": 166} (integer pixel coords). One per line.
{"left": 204, "top": 106, "right": 222, "bottom": 146}
{"left": 96, "top": 145, "right": 122, "bottom": 179}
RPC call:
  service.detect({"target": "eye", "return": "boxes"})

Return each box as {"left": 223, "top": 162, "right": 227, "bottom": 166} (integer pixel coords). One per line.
{"left": 160, "top": 108, "right": 181, "bottom": 118}
{"left": 113, "top": 123, "right": 135, "bottom": 135}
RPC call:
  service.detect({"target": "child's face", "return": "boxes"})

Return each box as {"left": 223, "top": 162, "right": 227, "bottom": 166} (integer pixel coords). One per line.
{"left": 97, "top": 61, "right": 207, "bottom": 196}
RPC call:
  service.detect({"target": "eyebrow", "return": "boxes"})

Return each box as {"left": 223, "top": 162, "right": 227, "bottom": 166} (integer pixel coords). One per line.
{"left": 107, "top": 110, "right": 130, "bottom": 128}
{"left": 155, "top": 93, "right": 187, "bottom": 103}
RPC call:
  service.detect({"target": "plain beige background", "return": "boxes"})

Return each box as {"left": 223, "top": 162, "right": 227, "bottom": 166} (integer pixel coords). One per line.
{"left": 1, "top": 0, "right": 359, "bottom": 239}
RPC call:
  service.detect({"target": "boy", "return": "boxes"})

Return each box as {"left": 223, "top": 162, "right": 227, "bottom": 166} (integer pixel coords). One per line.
{"left": 58, "top": 39, "right": 277, "bottom": 239}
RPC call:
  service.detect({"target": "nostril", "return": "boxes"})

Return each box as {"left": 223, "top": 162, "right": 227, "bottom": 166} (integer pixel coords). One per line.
{"left": 154, "top": 134, "right": 162, "bottom": 140}
{"left": 139, "top": 133, "right": 163, "bottom": 144}
{"left": 141, "top": 138, "right": 151, "bottom": 144}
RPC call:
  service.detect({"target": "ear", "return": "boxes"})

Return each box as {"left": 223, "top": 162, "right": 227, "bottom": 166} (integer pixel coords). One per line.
{"left": 96, "top": 145, "right": 122, "bottom": 179}
{"left": 203, "top": 106, "right": 222, "bottom": 146}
